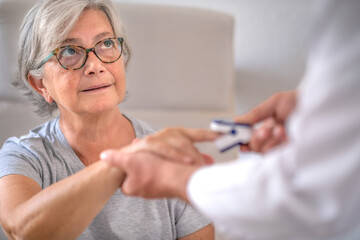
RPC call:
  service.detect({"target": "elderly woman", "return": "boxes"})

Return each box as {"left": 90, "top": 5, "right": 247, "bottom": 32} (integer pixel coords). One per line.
{"left": 0, "top": 0, "right": 214, "bottom": 239}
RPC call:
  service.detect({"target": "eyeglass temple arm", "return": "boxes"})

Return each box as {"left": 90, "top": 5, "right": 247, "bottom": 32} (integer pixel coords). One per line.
{"left": 37, "top": 51, "right": 55, "bottom": 69}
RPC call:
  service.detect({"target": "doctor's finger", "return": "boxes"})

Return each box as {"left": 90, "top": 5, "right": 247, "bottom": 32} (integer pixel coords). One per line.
{"left": 100, "top": 149, "right": 131, "bottom": 169}
{"left": 248, "top": 127, "right": 271, "bottom": 152}
{"left": 133, "top": 136, "right": 193, "bottom": 163}
{"left": 234, "top": 96, "right": 280, "bottom": 124}
{"left": 259, "top": 125, "right": 286, "bottom": 153}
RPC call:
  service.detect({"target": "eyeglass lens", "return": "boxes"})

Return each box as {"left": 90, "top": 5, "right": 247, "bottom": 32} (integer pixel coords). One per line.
{"left": 56, "top": 38, "right": 122, "bottom": 70}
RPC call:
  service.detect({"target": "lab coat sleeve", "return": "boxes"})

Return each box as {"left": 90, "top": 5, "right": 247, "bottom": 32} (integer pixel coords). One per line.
{"left": 187, "top": 0, "right": 360, "bottom": 239}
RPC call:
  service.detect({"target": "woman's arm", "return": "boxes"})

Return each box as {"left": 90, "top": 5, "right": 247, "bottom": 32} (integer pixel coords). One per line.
{"left": 0, "top": 161, "right": 125, "bottom": 240}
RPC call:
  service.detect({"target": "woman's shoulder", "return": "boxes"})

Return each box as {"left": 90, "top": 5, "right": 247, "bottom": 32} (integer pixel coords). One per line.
{"left": 1, "top": 118, "right": 59, "bottom": 153}
{"left": 0, "top": 117, "right": 69, "bottom": 187}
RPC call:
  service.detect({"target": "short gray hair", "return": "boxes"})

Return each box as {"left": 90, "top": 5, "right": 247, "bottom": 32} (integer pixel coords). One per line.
{"left": 14, "top": 0, "right": 131, "bottom": 118}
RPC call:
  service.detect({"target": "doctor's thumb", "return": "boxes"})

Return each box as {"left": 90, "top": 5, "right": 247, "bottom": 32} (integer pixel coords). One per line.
{"left": 100, "top": 150, "right": 124, "bottom": 168}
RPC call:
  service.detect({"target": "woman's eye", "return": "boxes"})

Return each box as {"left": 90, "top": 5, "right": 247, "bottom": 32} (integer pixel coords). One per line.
{"left": 102, "top": 40, "right": 114, "bottom": 48}
{"left": 61, "top": 47, "right": 77, "bottom": 57}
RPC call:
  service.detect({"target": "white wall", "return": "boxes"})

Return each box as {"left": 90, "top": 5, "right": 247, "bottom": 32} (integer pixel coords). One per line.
{"left": 114, "top": 0, "right": 315, "bottom": 113}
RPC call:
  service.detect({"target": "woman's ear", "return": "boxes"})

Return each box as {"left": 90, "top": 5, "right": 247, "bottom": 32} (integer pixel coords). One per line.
{"left": 27, "top": 74, "right": 54, "bottom": 103}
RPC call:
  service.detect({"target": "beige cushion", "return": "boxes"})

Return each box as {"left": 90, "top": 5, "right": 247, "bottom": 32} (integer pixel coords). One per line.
{"left": 117, "top": 3, "right": 234, "bottom": 111}
{"left": 0, "top": 0, "right": 36, "bottom": 100}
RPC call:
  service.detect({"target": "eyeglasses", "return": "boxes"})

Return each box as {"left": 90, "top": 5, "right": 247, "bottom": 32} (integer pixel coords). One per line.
{"left": 38, "top": 37, "right": 124, "bottom": 70}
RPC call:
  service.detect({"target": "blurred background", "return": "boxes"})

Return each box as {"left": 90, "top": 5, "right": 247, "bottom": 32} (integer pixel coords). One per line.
{"left": 113, "top": 0, "right": 313, "bottom": 114}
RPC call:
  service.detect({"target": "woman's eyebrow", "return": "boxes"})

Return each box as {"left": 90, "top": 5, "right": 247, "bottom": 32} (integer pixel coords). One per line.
{"left": 61, "top": 32, "right": 113, "bottom": 46}
{"left": 94, "top": 32, "right": 113, "bottom": 41}
{"left": 61, "top": 38, "right": 81, "bottom": 45}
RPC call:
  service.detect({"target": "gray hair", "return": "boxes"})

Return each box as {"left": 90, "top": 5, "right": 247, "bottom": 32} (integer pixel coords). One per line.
{"left": 14, "top": 0, "right": 131, "bottom": 118}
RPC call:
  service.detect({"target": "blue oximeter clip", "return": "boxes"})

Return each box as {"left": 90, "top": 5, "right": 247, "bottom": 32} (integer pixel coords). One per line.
{"left": 210, "top": 119, "right": 252, "bottom": 152}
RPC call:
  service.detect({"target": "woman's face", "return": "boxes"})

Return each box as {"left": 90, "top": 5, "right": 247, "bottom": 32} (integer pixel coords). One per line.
{"left": 41, "top": 9, "right": 126, "bottom": 116}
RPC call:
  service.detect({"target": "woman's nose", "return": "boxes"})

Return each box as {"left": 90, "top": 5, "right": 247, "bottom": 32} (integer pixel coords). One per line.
{"left": 84, "top": 50, "right": 105, "bottom": 75}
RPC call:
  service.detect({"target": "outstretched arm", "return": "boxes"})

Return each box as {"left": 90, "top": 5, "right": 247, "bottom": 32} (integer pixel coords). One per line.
{"left": 0, "top": 161, "right": 125, "bottom": 240}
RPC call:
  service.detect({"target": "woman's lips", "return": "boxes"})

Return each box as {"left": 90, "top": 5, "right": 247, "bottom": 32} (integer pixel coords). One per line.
{"left": 82, "top": 84, "right": 112, "bottom": 92}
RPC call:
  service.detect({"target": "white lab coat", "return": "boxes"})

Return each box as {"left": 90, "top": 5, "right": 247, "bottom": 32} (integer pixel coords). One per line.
{"left": 187, "top": 0, "right": 360, "bottom": 239}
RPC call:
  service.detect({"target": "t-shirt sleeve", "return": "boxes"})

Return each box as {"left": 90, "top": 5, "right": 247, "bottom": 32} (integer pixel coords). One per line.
{"left": 0, "top": 138, "right": 43, "bottom": 187}
{"left": 173, "top": 199, "right": 212, "bottom": 238}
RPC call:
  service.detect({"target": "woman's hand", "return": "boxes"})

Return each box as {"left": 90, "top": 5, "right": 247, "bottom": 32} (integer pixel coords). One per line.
{"left": 235, "top": 91, "right": 297, "bottom": 153}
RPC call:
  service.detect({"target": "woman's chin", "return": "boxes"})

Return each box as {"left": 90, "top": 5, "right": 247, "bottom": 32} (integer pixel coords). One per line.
{"left": 84, "top": 102, "right": 120, "bottom": 115}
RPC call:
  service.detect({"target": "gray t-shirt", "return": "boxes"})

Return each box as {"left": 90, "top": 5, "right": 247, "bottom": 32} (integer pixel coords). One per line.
{"left": 0, "top": 115, "right": 211, "bottom": 240}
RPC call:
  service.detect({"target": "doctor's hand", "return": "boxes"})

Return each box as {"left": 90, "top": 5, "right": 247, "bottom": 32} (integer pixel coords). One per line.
{"left": 102, "top": 127, "right": 219, "bottom": 167}
{"left": 235, "top": 91, "right": 297, "bottom": 153}
{"left": 100, "top": 128, "right": 218, "bottom": 200}
{"left": 101, "top": 149, "right": 198, "bottom": 201}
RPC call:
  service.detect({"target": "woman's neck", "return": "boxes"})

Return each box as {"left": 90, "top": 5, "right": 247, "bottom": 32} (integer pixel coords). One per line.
{"left": 59, "top": 108, "right": 135, "bottom": 166}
